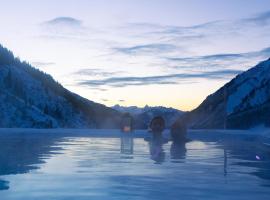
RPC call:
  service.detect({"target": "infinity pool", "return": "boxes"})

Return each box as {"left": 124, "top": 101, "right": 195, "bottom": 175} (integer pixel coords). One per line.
{"left": 0, "top": 129, "right": 270, "bottom": 200}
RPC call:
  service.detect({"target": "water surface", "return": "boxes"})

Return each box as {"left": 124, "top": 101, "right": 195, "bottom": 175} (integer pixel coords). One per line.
{"left": 0, "top": 130, "right": 270, "bottom": 200}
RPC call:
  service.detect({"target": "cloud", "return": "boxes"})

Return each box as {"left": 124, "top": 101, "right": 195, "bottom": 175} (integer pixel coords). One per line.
{"left": 39, "top": 17, "right": 86, "bottom": 39}
{"left": 199, "top": 53, "right": 243, "bottom": 60}
{"left": 125, "top": 20, "right": 228, "bottom": 41}
{"left": 257, "top": 47, "right": 270, "bottom": 55}
{"left": 114, "top": 44, "right": 177, "bottom": 55}
{"left": 165, "top": 47, "right": 270, "bottom": 70}
{"left": 31, "top": 61, "right": 55, "bottom": 67}
{"left": 42, "top": 17, "right": 82, "bottom": 27}
{"left": 110, "top": 11, "right": 270, "bottom": 59}
{"left": 121, "top": 10, "right": 270, "bottom": 49}
{"left": 37, "top": 11, "right": 270, "bottom": 92}
{"left": 73, "top": 68, "right": 125, "bottom": 78}
{"left": 124, "top": 21, "right": 221, "bottom": 34}
{"left": 243, "top": 11, "right": 270, "bottom": 25}
{"left": 77, "top": 69, "right": 242, "bottom": 88}
{"left": 167, "top": 53, "right": 243, "bottom": 63}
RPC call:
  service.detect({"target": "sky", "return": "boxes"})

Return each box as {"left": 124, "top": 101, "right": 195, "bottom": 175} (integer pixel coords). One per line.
{"left": 0, "top": 0, "right": 270, "bottom": 111}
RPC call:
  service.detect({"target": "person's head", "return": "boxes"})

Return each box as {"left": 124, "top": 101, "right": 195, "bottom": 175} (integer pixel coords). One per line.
{"left": 170, "top": 120, "right": 187, "bottom": 142}
{"left": 150, "top": 116, "right": 165, "bottom": 134}
{"left": 121, "top": 113, "right": 133, "bottom": 132}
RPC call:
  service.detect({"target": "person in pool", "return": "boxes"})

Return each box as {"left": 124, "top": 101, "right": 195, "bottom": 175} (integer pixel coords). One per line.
{"left": 150, "top": 116, "right": 165, "bottom": 135}
{"left": 170, "top": 119, "right": 189, "bottom": 143}
{"left": 170, "top": 119, "right": 190, "bottom": 160}
{"left": 144, "top": 116, "right": 168, "bottom": 163}
{"left": 120, "top": 112, "right": 133, "bottom": 133}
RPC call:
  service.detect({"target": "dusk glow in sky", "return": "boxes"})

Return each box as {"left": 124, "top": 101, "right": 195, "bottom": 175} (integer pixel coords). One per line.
{"left": 1, "top": 0, "right": 270, "bottom": 110}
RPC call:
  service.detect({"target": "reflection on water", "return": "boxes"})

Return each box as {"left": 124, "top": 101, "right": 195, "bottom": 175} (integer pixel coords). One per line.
{"left": 224, "top": 149, "right": 228, "bottom": 176}
{"left": 120, "top": 134, "right": 134, "bottom": 158}
{"left": 0, "top": 131, "right": 270, "bottom": 199}
{"left": 0, "top": 133, "right": 63, "bottom": 191}
{"left": 145, "top": 136, "right": 168, "bottom": 164}
{"left": 219, "top": 135, "right": 270, "bottom": 185}
{"left": 170, "top": 142, "right": 187, "bottom": 161}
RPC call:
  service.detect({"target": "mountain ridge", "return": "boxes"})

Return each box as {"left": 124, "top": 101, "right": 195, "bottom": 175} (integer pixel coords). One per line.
{"left": 178, "top": 58, "right": 270, "bottom": 129}
{"left": 0, "top": 44, "right": 121, "bottom": 128}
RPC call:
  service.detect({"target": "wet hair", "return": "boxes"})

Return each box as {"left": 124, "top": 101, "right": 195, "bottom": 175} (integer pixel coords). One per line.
{"left": 150, "top": 116, "right": 165, "bottom": 128}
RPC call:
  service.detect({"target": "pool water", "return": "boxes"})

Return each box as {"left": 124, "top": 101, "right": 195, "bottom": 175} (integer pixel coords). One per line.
{"left": 0, "top": 130, "right": 270, "bottom": 200}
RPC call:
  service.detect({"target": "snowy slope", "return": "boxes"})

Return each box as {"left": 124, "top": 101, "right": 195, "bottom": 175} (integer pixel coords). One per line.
{"left": 0, "top": 45, "right": 121, "bottom": 128}
{"left": 178, "top": 58, "right": 270, "bottom": 129}
{"left": 226, "top": 59, "right": 270, "bottom": 115}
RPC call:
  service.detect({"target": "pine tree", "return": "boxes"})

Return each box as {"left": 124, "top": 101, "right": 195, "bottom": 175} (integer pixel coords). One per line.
{"left": 13, "top": 78, "right": 24, "bottom": 98}
{"left": 44, "top": 105, "right": 49, "bottom": 115}
{"left": 54, "top": 107, "right": 62, "bottom": 118}
{"left": 4, "top": 69, "right": 12, "bottom": 88}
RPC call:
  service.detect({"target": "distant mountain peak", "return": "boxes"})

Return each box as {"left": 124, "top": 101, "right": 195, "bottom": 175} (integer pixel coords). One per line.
{"left": 112, "top": 104, "right": 184, "bottom": 129}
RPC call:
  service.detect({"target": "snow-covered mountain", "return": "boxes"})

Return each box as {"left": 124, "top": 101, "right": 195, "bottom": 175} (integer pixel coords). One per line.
{"left": 179, "top": 58, "right": 270, "bottom": 129}
{"left": 112, "top": 105, "right": 146, "bottom": 115}
{"left": 0, "top": 45, "right": 121, "bottom": 128}
{"left": 112, "top": 104, "right": 184, "bottom": 128}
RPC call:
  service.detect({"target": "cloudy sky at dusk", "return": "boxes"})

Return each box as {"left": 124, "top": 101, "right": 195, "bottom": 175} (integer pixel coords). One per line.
{"left": 0, "top": 0, "right": 270, "bottom": 110}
